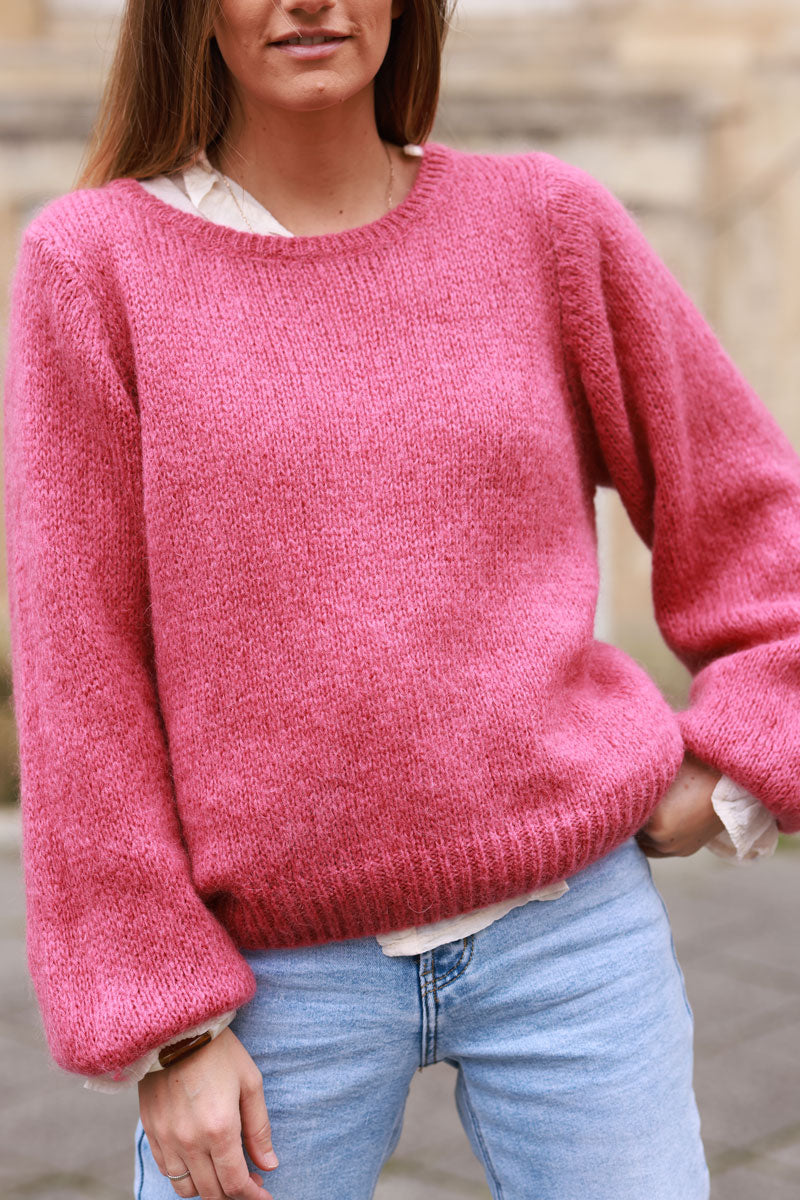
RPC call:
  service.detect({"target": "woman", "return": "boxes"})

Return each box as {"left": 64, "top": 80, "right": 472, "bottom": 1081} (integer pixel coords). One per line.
{"left": 4, "top": 0, "right": 799, "bottom": 1198}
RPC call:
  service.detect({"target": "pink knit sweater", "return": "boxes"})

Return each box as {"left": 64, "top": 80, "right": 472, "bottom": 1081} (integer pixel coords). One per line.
{"left": 4, "top": 139, "right": 800, "bottom": 1079}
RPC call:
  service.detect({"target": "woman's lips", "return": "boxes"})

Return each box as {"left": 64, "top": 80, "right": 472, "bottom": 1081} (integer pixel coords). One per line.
{"left": 270, "top": 37, "right": 349, "bottom": 60}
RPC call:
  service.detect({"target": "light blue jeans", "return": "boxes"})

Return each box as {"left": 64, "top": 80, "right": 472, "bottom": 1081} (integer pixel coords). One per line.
{"left": 134, "top": 835, "right": 710, "bottom": 1199}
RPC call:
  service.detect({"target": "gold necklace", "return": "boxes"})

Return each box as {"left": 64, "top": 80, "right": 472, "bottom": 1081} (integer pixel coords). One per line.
{"left": 216, "top": 140, "right": 395, "bottom": 235}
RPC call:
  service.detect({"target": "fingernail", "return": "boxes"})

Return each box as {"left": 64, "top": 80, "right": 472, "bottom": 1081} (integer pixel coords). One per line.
{"left": 263, "top": 1150, "right": 279, "bottom": 1169}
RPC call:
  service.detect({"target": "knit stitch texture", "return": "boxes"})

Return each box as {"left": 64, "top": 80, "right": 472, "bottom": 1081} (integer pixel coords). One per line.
{"left": 4, "top": 140, "right": 800, "bottom": 1077}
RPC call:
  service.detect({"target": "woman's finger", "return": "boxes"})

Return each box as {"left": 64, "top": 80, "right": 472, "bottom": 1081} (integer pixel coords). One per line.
{"left": 158, "top": 1141, "right": 268, "bottom": 1200}
{"left": 637, "top": 840, "right": 673, "bottom": 858}
{"left": 180, "top": 1130, "right": 270, "bottom": 1200}
{"left": 210, "top": 1134, "right": 271, "bottom": 1197}
{"left": 161, "top": 1157, "right": 196, "bottom": 1197}
{"left": 239, "top": 1068, "right": 279, "bottom": 1173}
{"left": 174, "top": 1150, "right": 221, "bottom": 1198}
{"left": 636, "top": 829, "right": 713, "bottom": 858}
{"left": 144, "top": 1123, "right": 198, "bottom": 1195}
{"left": 145, "top": 1127, "right": 192, "bottom": 1192}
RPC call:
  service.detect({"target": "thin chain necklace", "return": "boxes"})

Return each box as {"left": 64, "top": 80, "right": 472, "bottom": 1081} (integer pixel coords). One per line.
{"left": 215, "top": 140, "right": 395, "bottom": 235}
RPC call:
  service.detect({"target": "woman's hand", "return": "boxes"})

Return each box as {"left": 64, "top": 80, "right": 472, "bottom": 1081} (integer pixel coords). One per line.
{"left": 138, "top": 1027, "right": 278, "bottom": 1199}
{"left": 636, "top": 750, "right": 726, "bottom": 858}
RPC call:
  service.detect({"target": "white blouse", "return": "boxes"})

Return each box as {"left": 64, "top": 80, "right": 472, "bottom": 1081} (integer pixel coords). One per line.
{"left": 83, "top": 145, "right": 779, "bottom": 1091}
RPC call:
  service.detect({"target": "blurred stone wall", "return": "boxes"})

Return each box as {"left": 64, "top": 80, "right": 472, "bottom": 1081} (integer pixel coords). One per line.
{"left": 1, "top": 0, "right": 799, "bottom": 799}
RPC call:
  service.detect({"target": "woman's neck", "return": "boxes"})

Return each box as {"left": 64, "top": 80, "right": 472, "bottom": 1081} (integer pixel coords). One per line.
{"left": 205, "top": 115, "right": 422, "bottom": 237}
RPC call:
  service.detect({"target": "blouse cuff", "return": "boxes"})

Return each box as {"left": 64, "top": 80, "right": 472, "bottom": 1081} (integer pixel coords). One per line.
{"left": 82, "top": 1007, "right": 239, "bottom": 1093}
{"left": 705, "top": 774, "right": 779, "bottom": 863}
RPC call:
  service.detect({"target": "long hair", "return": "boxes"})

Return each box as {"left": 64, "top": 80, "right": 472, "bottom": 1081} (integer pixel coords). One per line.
{"left": 74, "top": 0, "right": 457, "bottom": 189}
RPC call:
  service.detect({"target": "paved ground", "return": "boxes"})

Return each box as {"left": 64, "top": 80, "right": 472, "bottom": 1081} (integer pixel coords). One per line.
{"left": 1, "top": 807, "right": 798, "bottom": 1200}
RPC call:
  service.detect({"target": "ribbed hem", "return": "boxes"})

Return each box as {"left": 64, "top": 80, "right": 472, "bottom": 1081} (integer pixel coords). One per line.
{"left": 220, "top": 738, "right": 686, "bottom": 950}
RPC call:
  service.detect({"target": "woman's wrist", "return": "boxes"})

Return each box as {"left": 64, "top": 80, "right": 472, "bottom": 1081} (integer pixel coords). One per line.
{"left": 82, "top": 1007, "right": 239, "bottom": 1092}
{"left": 157, "top": 1029, "right": 215, "bottom": 1069}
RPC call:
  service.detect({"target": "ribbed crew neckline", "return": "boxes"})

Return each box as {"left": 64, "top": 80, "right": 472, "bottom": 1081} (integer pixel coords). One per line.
{"left": 111, "top": 139, "right": 455, "bottom": 260}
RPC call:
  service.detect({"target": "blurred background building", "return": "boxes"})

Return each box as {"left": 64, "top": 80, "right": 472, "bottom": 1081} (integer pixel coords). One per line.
{"left": 2, "top": 6, "right": 800, "bottom": 1199}
{"left": 3, "top": 0, "right": 800, "bottom": 810}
